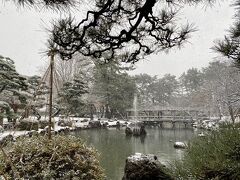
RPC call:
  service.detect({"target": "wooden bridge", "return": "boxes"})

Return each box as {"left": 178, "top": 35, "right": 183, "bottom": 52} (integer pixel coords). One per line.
{"left": 126, "top": 106, "right": 209, "bottom": 128}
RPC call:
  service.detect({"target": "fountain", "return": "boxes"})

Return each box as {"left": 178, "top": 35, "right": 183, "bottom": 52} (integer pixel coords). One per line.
{"left": 125, "top": 94, "right": 146, "bottom": 136}
{"left": 133, "top": 93, "right": 138, "bottom": 121}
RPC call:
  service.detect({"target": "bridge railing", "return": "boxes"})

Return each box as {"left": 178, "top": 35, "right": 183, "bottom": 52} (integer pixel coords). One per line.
{"left": 128, "top": 115, "right": 193, "bottom": 121}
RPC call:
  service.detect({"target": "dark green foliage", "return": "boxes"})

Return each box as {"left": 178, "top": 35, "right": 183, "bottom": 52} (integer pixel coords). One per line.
{"left": 0, "top": 55, "right": 27, "bottom": 94}
{"left": 214, "top": 2, "right": 240, "bottom": 68}
{"left": 92, "top": 61, "right": 136, "bottom": 118}
{"left": 0, "top": 135, "right": 105, "bottom": 179}
{"left": 152, "top": 74, "right": 179, "bottom": 105}
{"left": 134, "top": 73, "right": 179, "bottom": 106}
{"left": 0, "top": 55, "right": 28, "bottom": 123}
{"left": 57, "top": 76, "right": 88, "bottom": 116}
{"left": 22, "top": 76, "right": 49, "bottom": 119}
{"left": 180, "top": 68, "right": 203, "bottom": 94}
{"left": 134, "top": 74, "right": 157, "bottom": 105}
{"left": 171, "top": 126, "right": 240, "bottom": 179}
{"left": 12, "top": 0, "right": 75, "bottom": 9}
{"left": 49, "top": 0, "right": 203, "bottom": 62}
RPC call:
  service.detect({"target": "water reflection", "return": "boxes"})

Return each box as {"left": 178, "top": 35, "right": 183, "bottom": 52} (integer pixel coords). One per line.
{"left": 74, "top": 128, "right": 194, "bottom": 180}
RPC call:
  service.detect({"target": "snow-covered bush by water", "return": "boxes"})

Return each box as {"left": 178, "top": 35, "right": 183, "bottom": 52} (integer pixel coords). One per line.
{"left": 0, "top": 135, "right": 105, "bottom": 179}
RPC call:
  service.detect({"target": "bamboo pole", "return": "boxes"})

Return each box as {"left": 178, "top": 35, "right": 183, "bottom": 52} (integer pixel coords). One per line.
{"left": 48, "top": 52, "right": 54, "bottom": 140}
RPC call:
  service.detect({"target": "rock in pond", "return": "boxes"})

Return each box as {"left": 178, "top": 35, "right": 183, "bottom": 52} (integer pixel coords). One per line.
{"left": 125, "top": 126, "right": 133, "bottom": 135}
{"left": 125, "top": 125, "right": 147, "bottom": 136}
{"left": 173, "top": 142, "right": 187, "bottom": 149}
{"left": 122, "top": 153, "right": 173, "bottom": 180}
{"left": 88, "top": 120, "right": 102, "bottom": 128}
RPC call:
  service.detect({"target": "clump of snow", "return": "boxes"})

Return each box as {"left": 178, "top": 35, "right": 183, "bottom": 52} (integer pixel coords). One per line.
{"left": 20, "top": 118, "right": 38, "bottom": 123}
{"left": 0, "top": 130, "right": 29, "bottom": 141}
{"left": 127, "top": 153, "right": 157, "bottom": 162}
{"left": 174, "top": 142, "right": 187, "bottom": 149}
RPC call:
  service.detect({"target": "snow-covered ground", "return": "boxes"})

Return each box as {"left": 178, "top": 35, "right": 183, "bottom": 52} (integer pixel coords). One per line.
{"left": 2, "top": 116, "right": 130, "bottom": 130}
{"left": 0, "top": 130, "right": 30, "bottom": 141}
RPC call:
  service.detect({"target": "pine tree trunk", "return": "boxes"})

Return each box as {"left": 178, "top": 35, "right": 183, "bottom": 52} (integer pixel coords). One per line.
{"left": 228, "top": 104, "right": 235, "bottom": 123}
{"left": 105, "top": 104, "right": 111, "bottom": 119}
{"left": 0, "top": 116, "right": 3, "bottom": 126}
{"left": 90, "top": 104, "right": 94, "bottom": 120}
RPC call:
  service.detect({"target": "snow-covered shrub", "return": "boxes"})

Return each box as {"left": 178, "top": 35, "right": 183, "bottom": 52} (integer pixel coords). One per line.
{"left": 17, "top": 119, "right": 38, "bottom": 131}
{"left": 38, "top": 120, "right": 54, "bottom": 129}
{"left": 57, "top": 119, "right": 73, "bottom": 127}
{"left": 0, "top": 135, "right": 105, "bottom": 179}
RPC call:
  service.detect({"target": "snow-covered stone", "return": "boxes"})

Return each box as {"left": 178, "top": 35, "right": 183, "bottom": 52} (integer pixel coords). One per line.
{"left": 122, "top": 153, "right": 173, "bottom": 180}
{"left": 173, "top": 142, "right": 187, "bottom": 149}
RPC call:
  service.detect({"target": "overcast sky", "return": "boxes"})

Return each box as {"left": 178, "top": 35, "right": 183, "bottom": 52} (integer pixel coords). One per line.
{"left": 0, "top": 1, "right": 235, "bottom": 78}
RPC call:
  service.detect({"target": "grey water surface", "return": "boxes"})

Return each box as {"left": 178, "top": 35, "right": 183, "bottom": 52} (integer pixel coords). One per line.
{"left": 74, "top": 127, "right": 195, "bottom": 180}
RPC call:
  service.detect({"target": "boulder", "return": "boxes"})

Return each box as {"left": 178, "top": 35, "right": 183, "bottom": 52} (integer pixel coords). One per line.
{"left": 88, "top": 120, "right": 102, "bottom": 128}
{"left": 116, "top": 121, "right": 121, "bottom": 129}
{"left": 173, "top": 142, "right": 187, "bottom": 149}
{"left": 102, "top": 122, "right": 108, "bottom": 128}
{"left": 126, "top": 123, "right": 147, "bottom": 136}
{"left": 125, "top": 126, "right": 133, "bottom": 136}
{"left": 132, "top": 126, "right": 147, "bottom": 136}
{"left": 140, "top": 125, "right": 147, "bottom": 135}
{"left": 122, "top": 153, "right": 173, "bottom": 180}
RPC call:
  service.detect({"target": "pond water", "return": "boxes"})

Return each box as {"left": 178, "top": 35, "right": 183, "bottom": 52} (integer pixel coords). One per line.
{"left": 74, "top": 127, "right": 195, "bottom": 180}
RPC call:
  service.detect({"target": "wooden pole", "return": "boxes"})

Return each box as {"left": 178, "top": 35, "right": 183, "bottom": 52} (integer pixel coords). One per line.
{"left": 48, "top": 52, "right": 54, "bottom": 140}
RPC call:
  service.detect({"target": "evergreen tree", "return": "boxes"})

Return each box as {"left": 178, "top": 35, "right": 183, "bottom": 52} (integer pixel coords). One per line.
{"left": 214, "top": 1, "right": 240, "bottom": 68}
{"left": 57, "top": 76, "right": 88, "bottom": 116}
{"left": 22, "top": 75, "right": 49, "bottom": 120}
{"left": 179, "top": 68, "right": 203, "bottom": 94}
{"left": 0, "top": 55, "right": 28, "bottom": 125}
{"left": 49, "top": 0, "right": 210, "bottom": 62}
{"left": 134, "top": 74, "right": 157, "bottom": 105}
{"left": 152, "top": 74, "right": 179, "bottom": 105}
{"left": 91, "top": 61, "right": 136, "bottom": 119}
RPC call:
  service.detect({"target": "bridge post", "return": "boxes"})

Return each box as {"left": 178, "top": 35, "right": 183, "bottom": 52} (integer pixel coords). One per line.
{"left": 184, "top": 122, "right": 187, "bottom": 128}
{"left": 159, "top": 122, "right": 163, "bottom": 128}
{"left": 172, "top": 121, "right": 175, "bottom": 129}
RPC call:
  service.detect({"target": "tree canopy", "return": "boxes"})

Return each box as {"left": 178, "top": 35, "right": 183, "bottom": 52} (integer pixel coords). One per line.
{"left": 47, "top": 0, "right": 212, "bottom": 63}
{"left": 91, "top": 60, "right": 136, "bottom": 118}
{"left": 214, "top": 1, "right": 240, "bottom": 68}
{"left": 11, "top": 0, "right": 75, "bottom": 9}
{"left": 0, "top": 55, "right": 28, "bottom": 123}
{"left": 57, "top": 76, "right": 88, "bottom": 116}
{"left": 8, "top": 0, "right": 215, "bottom": 64}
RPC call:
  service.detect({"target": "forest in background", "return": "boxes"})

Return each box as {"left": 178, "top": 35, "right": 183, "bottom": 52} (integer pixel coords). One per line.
{"left": 1, "top": 54, "right": 239, "bottom": 124}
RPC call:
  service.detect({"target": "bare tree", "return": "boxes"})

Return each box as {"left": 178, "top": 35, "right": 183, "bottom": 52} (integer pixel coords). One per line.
{"left": 203, "top": 61, "right": 240, "bottom": 122}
